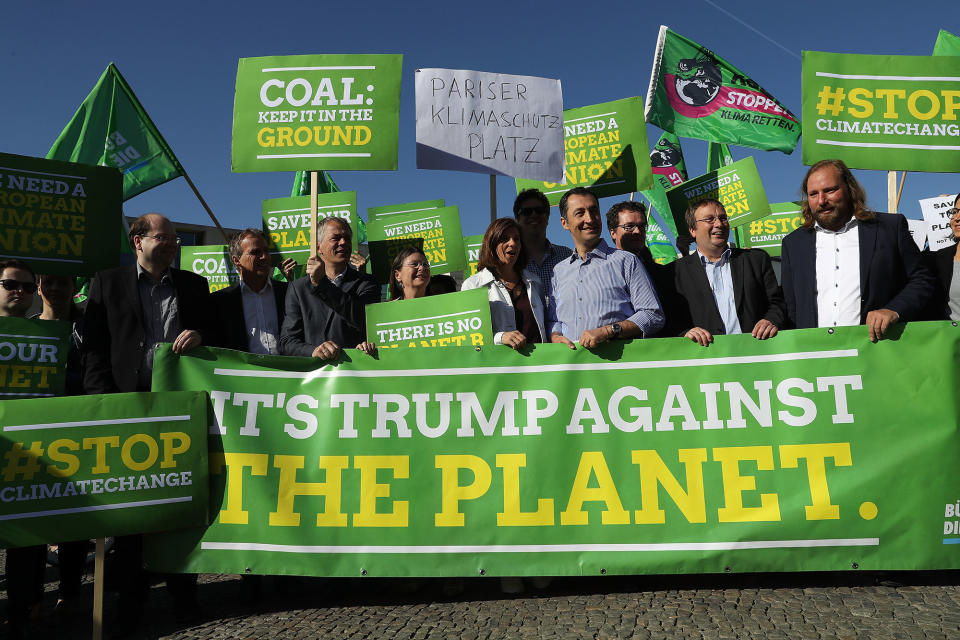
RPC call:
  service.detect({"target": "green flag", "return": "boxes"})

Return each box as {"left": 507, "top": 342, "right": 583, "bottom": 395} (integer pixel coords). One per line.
{"left": 645, "top": 26, "right": 800, "bottom": 153}
{"left": 934, "top": 29, "right": 960, "bottom": 56}
{"left": 291, "top": 170, "right": 340, "bottom": 197}
{"left": 640, "top": 132, "right": 687, "bottom": 263}
{"left": 707, "top": 142, "right": 734, "bottom": 172}
{"left": 47, "top": 63, "right": 184, "bottom": 200}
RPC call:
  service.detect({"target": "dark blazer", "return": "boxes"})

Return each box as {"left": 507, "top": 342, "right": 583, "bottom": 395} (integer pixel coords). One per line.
{"left": 673, "top": 247, "right": 786, "bottom": 335}
{"left": 82, "top": 264, "right": 212, "bottom": 394}
{"left": 781, "top": 213, "right": 935, "bottom": 329}
{"left": 923, "top": 242, "right": 959, "bottom": 320}
{"left": 210, "top": 280, "right": 288, "bottom": 351}
{"left": 279, "top": 269, "right": 380, "bottom": 357}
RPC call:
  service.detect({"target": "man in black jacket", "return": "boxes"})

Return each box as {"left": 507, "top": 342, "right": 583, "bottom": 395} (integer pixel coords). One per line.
{"left": 82, "top": 213, "right": 209, "bottom": 635}
{"left": 674, "top": 199, "right": 786, "bottom": 346}
{"left": 280, "top": 216, "right": 379, "bottom": 358}
{"left": 211, "top": 229, "right": 287, "bottom": 353}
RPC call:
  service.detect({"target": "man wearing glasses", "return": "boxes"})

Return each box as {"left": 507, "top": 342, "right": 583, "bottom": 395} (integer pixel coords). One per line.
{"left": 513, "top": 188, "right": 571, "bottom": 305}
{"left": 0, "top": 259, "right": 37, "bottom": 318}
{"left": 674, "top": 199, "right": 785, "bottom": 346}
{"left": 82, "top": 213, "right": 209, "bottom": 633}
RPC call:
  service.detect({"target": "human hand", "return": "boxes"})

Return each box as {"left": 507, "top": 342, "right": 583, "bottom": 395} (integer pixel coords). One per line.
{"left": 550, "top": 332, "right": 576, "bottom": 350}
{"left": 751, "top": 319, "right": 778, "bottom": 340}
{"left": 684, "top": 327, "right": 713, "bottom": 347}
{"left": 279, "top": 258, "right": 297, "bottom": 281}
{"left": 172, "top": 329, "right": 201, "bottom": 354}
{"left": 866, "top": 309, "right": 899, "bottom": 342}
{"left": 350, "top": 252, "right": 368, "bottom": 271}
{"left": 306, "top": 255, "right": 323, "bottom": 285}
{"left": 356, "top": 341, "right": 377, "bottom": 355}
{"left": 578, "top": 327, "right": 608, "bottom": 349}
{"left": 311, "top": 340, "right": 341, "bottom": 360}
{"left": 500, "top": 330, "right": 527, "bottom": 350}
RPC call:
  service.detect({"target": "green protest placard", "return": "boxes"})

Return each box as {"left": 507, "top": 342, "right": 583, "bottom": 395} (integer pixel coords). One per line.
{"left": 802, "top": 51, "right": 960, "bottom": 172}
{"left": 642, "top": 131, "right": 688, "bottom": 264}
{"left": 665, "top": 156, "right": 770, "bottom": 232}
{"left": 734, "top": 201, "right": 803, "bottom": 258}
{"left": 0, "top": 317, "right": 69, "bottom": 399}
{"left": 232, "top": 54, "right": 402, "bottom": 173}
{"left": 147, "top": 323, "right": 960, "bottom": 577}
{"left": 367, "top": 199, "right": 444, "bottom": 223}
{"left": 934, "top": 30, "right": 960, "bottom": 56}
{"left": 463, "top": 234, "right": 483, "bottom": 277}
{"left": 0, "top": 390, "right": 209, "bottom": 547}
{"left": 515, "top": 97, "right": 653, "bottom": 204}
{"left": 646, "top": 26, "right": 800, "bottom": 154}
{"left": 367, "top": 205, "right": 465, "bottom": 283}
{"left": 179, "top": 245, "right": 237, "bottom": 293}
{"left": 366, "top": 289, "right": 493, "bottom": 349}
{"left": 262, "top": 192, "right": 360, "bottom": 275}
{"left": 0, "top": 152, "right": 121, "bottom": 276}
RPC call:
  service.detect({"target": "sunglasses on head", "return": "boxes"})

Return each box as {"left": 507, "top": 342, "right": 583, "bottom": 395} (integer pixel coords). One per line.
{"left": 0, "top": 279, "right": 37, "bottom": 294}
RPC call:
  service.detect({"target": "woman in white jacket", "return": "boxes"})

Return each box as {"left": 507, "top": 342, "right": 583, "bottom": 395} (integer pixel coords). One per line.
{"left": 461, "top": 218, "right": 546, "bottom": 349}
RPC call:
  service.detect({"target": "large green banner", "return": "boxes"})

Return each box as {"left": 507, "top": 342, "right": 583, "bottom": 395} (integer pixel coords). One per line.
{"left": 0, "top": 317, "right": 69, "bottom": 399}
{"left": 0, "top": 390, "right": 209, "bottom": 547}
{"left": 367, "top": 205, "right": 465, "bottom": 283}
{"left": 0, "top": 152, "right": 121, "bottom": 276}
{"left": 262, "top": 192, "right": 360, "bottom": 275}
{"left": 665, "top": 156, "right": 771, "bottom": 232}
{"left": 802, "top": 51, "right": 960, "bottom": 172}
{"left": 366, "top": 289, "right": 493, "bottom": 349}
{"left": 179, "top": 245, "right": 236, "bottom": 293}
{"left": 232, "top": 54, "right": 402, "bottom": 172}
{"left": 734, "top": 202, "right": 803, "bottom": 258}
{"left": 646, "top": 26, "right": 800, "bottom": 153}
{"left": 515, "top": 97, "right": 653, "bottom": 204}
{"left": 146, "top": 323, "right": 960, "bottom": 577}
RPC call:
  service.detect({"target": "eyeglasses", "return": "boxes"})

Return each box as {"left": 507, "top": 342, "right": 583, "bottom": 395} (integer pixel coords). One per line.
{"left": 0, "top": 279, "right": 38, "bottom": 294}
{"left": 518, "top": 206, "right": 549, "bottom": 218}
{"left": 615, "top": 223, "right": 647, "bottom": 233}
{"left": 695, "top": 215, "right": 729, "bottom": 226}
{"left": 403, "top": 262, "right": 430, "bottom": 270}
{"left": 950, "top": 208, "right": 960, "bottom": 218}
{"left": 139, "top": 233, "right": 181, "bottom": 245}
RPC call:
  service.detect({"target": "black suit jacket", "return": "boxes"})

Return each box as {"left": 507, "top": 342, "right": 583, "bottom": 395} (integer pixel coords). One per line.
{"left": 674, "top": 247, "right": 786, "bottom": 335}
{"left": 781, "top": 213, "right": 935, "bottom": 329}
{"left": 210, "top": 280, "right": 288, "bottom": 351}
{"left": 279, "top": 269, "right": 380, "bottom": 357}
{"left": 923, "top": 242, "right": 959, "bottom": 320}
{"left": 82, "top": 264, "right": 212, "bottom": 394}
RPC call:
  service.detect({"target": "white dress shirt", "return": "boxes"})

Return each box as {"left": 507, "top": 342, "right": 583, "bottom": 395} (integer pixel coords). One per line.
{"left": 815, "top": 218, "right": 861, "bottom": 327}
{"left": 240, "top": 279, "right": 280, "bottom": 354}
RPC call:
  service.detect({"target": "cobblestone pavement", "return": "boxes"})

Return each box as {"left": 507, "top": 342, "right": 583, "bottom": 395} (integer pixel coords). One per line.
{"left": 3, "top": 551, "right": 960, "bottom": 639}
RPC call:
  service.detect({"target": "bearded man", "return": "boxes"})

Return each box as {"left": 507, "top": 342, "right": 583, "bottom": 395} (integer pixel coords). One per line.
{"left": 781, "top": 159, "right": 934, "bottom": 340}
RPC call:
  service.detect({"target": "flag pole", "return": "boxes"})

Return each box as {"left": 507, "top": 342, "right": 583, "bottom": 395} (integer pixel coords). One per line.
{"left": 181, "top": 171, "right": 230, "bottom": 243}
{"left": 489, "top": 175, "right": 497, "bottom": 224}
{"left": 309, "top": 171, "right": 319, "bottom": 256}
{"left": 896, "top": 171, "right": 908, "bottom": 211}
{"left": 92, "top": 537, "right": 105, "bottom": 640}
{"left": 887, "top": 171, "right": 898, "bottom": 213}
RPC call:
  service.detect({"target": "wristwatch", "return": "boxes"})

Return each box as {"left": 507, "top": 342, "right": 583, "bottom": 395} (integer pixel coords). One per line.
{"left": 609, "top": 323, "right": 622, "bottom": 338}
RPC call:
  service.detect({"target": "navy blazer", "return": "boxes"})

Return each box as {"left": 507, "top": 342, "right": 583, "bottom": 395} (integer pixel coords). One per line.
{"left": 674, "top": 247, "right": 786, "bottom": 335}
{"left": 780, "top": 213, "right": 934, "bottom": 329}
{"left": 279, "top": 269, "right": 380, "bottom": 357}
{"left": 210, "top": 279, "right": 288, "bottom": 351}
{"left": 82, "top": 264, "right": 212, "bottom": 394}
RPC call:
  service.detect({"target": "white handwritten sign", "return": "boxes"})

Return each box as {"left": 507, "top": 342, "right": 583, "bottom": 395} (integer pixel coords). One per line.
{"left": 415, "top": 68, "right": 564, "bottom": 181}
{"left": 906, "top": 218, "right": 928, "bottom": 252}
{"left": 919, "top": 195, "right": 957, "bottom": 251}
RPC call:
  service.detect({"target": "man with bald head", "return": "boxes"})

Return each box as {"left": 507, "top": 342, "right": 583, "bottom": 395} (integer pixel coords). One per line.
{"left": 82, "top": 212, "right": 210, "bottom": 633}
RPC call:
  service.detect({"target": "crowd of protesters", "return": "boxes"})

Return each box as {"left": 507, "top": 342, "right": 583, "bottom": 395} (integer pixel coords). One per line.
{"left": 3, "top": 158, "right": 957, "bottom": 637}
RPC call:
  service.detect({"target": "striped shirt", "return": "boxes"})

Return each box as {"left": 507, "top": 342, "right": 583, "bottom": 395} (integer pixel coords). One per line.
{"left": 548, "top": 239, "right": 664, "bottom": 341}
{"left": 525, "top": 240, "right": 573, "bottom": 305}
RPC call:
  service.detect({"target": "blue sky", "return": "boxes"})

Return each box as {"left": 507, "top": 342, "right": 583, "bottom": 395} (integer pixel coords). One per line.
{"left": 2, "top": 1, "right": 958, "bottom": 248}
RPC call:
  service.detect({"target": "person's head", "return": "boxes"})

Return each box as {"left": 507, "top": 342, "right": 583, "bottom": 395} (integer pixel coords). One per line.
{"left": 229, "top": 228, "right": 272, "bottom": 287}
{"left": 129, "top": 213, "right": 179, "bottom": 271}
{"left": 513, "top": 188, "right": 551, "bottom": 243}
{"left": 951, "top": 193, "right": 960, "bottom": 242}
{"left": 316, "top": 216, "right": 352, "bottom": 269}
{"left": 0, "top": 259, "right": 36, "bottom": 318}
{"left": 800, "top": 159, "right": 872, "bottom": 230}
{"left": 607, "top": 201, "right": 648, "bottom": 254}
{"left": 426, "top": 274, "right": 457, "bottom": 296}
{"left": 559, "top": 187, "right": 602, "bottom": 251}
{"left": 389, "top": 246, "right": 431, "bottom": 301}
{"left": 38, "top": 273, "right": 76, "bottom": 315}
{"left": 478, "top": 218, "right": 527, "bottom": 277}
{"left": 686, "top": 199, "right": 730, "bottom": 258}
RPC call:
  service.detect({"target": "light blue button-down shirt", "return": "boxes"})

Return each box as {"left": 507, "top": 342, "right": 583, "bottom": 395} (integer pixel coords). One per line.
{"left": 548, "top": 239, "right": 664, "bottom": 340}
{"left": 697, "top": 247, "right": 741, "bottom": 335}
